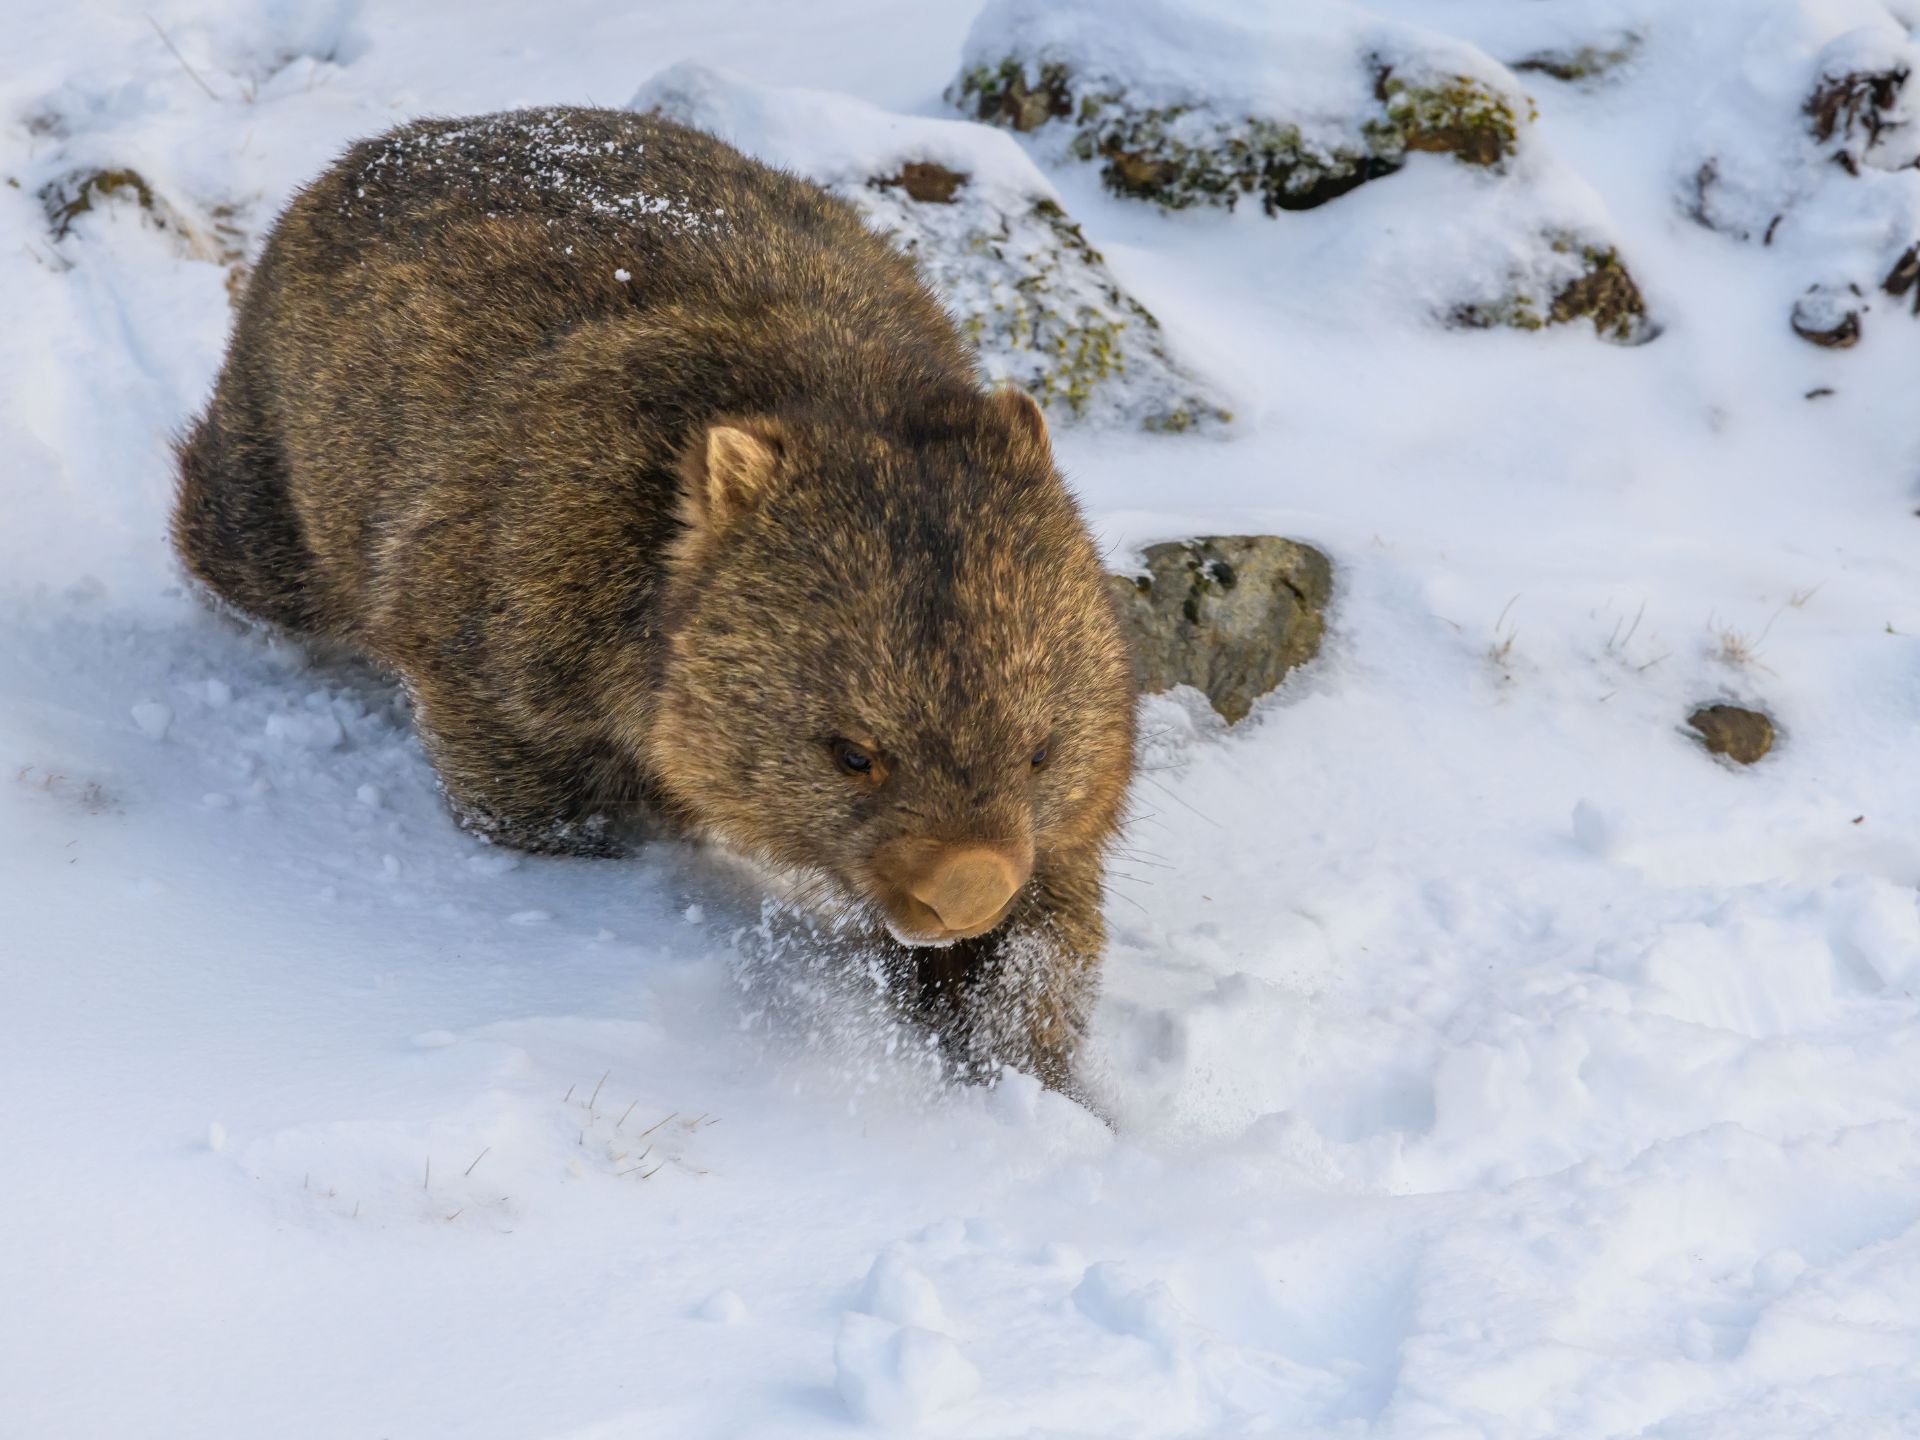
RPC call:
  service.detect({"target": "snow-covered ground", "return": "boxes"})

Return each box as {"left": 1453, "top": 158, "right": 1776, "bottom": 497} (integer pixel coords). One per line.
{"left": 5, "top": 1, "right": 1920, "bottom": 1435}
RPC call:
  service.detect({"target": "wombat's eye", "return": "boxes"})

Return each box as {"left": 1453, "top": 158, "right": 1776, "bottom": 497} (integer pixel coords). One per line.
{"left": 1030, "top": 743, "right": 1049, "bottom": 770}
{"left": 831, "top": 738, "right": 876, "bottom": 777}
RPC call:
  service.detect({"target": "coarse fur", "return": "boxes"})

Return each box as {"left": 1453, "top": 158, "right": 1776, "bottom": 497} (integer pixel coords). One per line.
{"left": 172, "top": 108, "right": 1137, "bottom": 1089}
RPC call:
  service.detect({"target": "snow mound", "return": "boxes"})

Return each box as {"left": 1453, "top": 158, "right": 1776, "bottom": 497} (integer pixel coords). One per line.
{"left": 632, "top": 61, "right": 1229, "bottom": 431}
{"left": 1687, "top": 4, "right": 1920, "bottom": 344}
{"left": 833, "top": 1313, "right": 981, "bottom": 1427}
{"left": 952, "top": 0, "right": 1655, "bottom": 342}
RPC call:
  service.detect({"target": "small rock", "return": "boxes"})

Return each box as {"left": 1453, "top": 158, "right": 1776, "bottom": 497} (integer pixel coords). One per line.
{"left": 1791, "top": 284, "right": 1863, "bottom": 347}
{"left": 1884, "top": 244, "right": 1920, "bottom": 315}
{"left": 874, "top": 161, "right": 967, "bottom": 203}
{"left": 1687, "top": 704, "right": 1775, "bottom": 765}
{"left": 1109, "top": 537, "right": 1333, "bottom": 723}
{"left": 1511, "top": 34, "right": 1642, "bottom": 84}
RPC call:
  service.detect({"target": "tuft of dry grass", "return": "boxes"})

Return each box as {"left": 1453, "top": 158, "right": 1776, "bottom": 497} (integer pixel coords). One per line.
{"left": 1708, "top": 609, "right": 1780, "bottom": 673}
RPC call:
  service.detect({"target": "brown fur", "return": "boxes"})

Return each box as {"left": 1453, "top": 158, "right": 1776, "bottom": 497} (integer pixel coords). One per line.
{"left": 172, "top": 108, "right": 1136, "bottom": 1087}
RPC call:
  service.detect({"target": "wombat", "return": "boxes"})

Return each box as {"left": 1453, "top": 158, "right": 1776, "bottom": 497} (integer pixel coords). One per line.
{"left": 172, "top": 107, "right": 1136, "bottom": 1087}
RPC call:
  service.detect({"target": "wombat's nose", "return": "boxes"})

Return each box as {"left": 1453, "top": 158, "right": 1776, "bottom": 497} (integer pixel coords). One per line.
{"left": 908, "top": 845, "right": 1027, "bottom": 933}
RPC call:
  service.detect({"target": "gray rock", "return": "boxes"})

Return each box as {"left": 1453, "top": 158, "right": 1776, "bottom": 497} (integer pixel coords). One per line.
{"left": 1109, "top": 537, "right": 1333, "bottom": 723}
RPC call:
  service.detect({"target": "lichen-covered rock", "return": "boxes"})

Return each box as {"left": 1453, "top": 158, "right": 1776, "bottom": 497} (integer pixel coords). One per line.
{"left": 952, "top": 6, "right": 1532, "bottom": 216}
{"left": 1687, "top": 704, "right": 1775, "bottom": 765}
{"left": 1452, "top": 237, "right": 1653, "bottom": 343}
{"left": 633, "top": 62, "right": 1228, "bottom": 433}
{"left": 1108, "top": 537, "right": 1332, "bottom": 723}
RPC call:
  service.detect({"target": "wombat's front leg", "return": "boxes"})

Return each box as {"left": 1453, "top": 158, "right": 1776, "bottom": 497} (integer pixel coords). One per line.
{"left": 409, "top": 690, "right": 632, "bottom": 857}
{"left": 902, "top": 855, "right": 1108, "bottom": 1093}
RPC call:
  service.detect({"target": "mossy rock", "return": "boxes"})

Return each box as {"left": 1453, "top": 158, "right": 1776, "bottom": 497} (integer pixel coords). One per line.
{"left": 953, "top": 58, "right": 1525, "bottom": 215}
{"left": 1109, "top": 537, "right": 1332, "bottom": 722}
{"left": 1379, "top": 72, "right": 1525, "bottom": 168}
{"left": 1687, "top": 704, "right": 1775, "bottom": 765}
{"left": 862, "top": 182, "right": 1229, "bottom": 431}
{"left": 1453, "top": 239, "right": 1653, "bottom": 343}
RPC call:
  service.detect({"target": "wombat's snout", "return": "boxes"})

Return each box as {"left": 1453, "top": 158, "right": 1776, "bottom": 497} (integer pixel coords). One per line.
{"left": 874, "top": 839, "right": 1033, "bottom": 944}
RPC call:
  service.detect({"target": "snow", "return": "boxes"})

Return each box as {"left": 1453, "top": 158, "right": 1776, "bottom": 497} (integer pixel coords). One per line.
{"left": 4, "top": 1, "right": 1920, "bottom": 1437}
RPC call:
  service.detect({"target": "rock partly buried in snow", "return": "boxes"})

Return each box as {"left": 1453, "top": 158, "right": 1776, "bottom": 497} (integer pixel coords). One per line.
{"left": 1451, "top": 236, "right": 1651, "bottom": 343}
{"left": 1791, "top": 283, "right": 1864, "bottom": 347}
{"left": 1689, "top": 18, "right": 1920, "bottom": 345}
{"left": 40, "top": 167, "right": 248, "bottom": 296}
{"left": 1109, "top": 536, "right": 1332, "bottom": 723}
{"left": 632, "top": 62, "right": 1227, "bottom": 433}
{"left": 1687, "top": 704, "right": 1775, "bottom": 766}
{"left": 953, "top": 0, "right": 1529, "bottom": 213}
{"left": 1510, "top": 32, "right": 1642, "bottom": 85}
{"left": 951, "top": 0, "right": 1653, "bottom": 345}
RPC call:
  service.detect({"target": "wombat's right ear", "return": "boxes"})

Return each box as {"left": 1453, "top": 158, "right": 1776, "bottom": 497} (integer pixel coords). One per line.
{"left": 993, "top": 386, "right": 1051, "bottom": 455}
{"left": 678, "top": 421, "right": 787, "bottom": 537}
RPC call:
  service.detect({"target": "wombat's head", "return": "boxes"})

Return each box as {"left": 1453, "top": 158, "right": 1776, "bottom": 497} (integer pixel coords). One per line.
{"left": 645, "top": 390, "right": 1135, "bottom": 945}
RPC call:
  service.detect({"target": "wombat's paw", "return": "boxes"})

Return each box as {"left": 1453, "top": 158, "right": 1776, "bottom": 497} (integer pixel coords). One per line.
{"left": 935, "top": 1021, "right": 1081, "bottom": 1099}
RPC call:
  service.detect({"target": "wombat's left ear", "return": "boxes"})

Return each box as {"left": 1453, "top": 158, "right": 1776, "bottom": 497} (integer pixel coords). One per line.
{"left": 679, "top": 420, "right": 787, "bottom": 537}
{"left": 994, "top": 386, "right": 1051, "bottom": 455}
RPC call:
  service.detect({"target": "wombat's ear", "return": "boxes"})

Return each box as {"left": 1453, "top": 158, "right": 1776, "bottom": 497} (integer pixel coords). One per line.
{"left": 993, "top": 386, "right": 1051, "bottom": 455}
{"left": 679, "top": 420, "right": 787, "bottom": 536}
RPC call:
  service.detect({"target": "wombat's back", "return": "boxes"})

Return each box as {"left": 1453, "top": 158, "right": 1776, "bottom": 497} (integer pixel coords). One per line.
{"left": 174, "top": 108, "right": 975, "bottom": 649}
